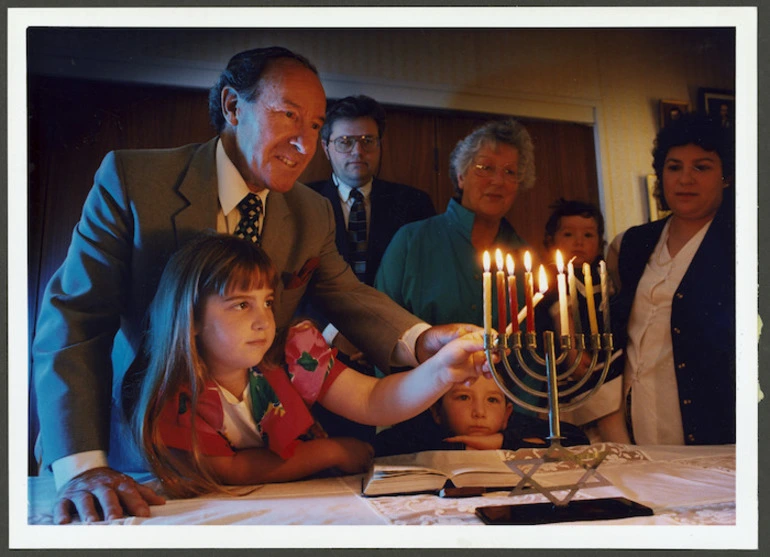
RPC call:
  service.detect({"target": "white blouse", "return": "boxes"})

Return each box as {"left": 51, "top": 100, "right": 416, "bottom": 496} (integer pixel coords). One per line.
{"left": 621, "top": 218, "right": 712, "bottom": 445}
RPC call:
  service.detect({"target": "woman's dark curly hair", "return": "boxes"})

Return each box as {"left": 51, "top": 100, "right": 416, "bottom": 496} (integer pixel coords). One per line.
{"left": 651, "top": 112, "right": 734, "bottom": 211}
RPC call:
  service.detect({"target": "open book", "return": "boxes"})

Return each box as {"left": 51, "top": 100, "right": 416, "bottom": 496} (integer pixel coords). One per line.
{"left": 362, "top": 450, "right": 521, "bottom": 496}
{"left": 362, "top": 447, "right": 613, "bottom": 497}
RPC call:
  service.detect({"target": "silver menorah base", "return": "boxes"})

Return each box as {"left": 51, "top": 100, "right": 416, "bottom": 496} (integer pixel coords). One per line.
{"left": 475, "top": 329, "right": 653, "bottom": 523}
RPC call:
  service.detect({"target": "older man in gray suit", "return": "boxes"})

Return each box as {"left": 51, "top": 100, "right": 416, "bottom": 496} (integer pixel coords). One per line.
{"left": 33, "top": 46, "right": 473, "bottom": 523}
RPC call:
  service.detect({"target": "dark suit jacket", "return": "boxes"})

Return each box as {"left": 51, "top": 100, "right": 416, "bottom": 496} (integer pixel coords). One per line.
{"left": 612, "top": 195, "right": 735, "bottom": 445}
{"left": 32, "top": 138, "right": 423, "bottom": 471}
{"left": 307, "top": 177, "right": 436, "bottom": 286}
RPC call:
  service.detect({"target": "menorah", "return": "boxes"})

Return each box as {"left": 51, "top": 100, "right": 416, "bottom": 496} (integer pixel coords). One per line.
{"left": 474, "top": 249, "right": 652, "bottom": 525}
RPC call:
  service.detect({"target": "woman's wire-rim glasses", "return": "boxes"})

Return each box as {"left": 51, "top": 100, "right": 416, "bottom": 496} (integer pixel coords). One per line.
{"left": 472, "top": 162, "right": 519, "bottom": 183}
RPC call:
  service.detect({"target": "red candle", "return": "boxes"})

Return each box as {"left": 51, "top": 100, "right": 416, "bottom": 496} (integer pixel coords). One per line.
{"left": 524, "top": 251, "right": 534, "bottom": 333}
{"left": 495, "top": 249, "right": 507, "bottom": 335}
{"left": 506, "top": 254, "right": 518, "bottom": 333}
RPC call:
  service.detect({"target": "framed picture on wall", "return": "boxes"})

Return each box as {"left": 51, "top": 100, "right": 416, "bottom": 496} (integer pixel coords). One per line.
{"left": 646, "top": 174, "right": 671, "bottom": 222}
{"left": 659, "top": 99, "right": 689, "bottom": 129}
{"left": 699, "top": 87, "right": 735, "bottom": 130}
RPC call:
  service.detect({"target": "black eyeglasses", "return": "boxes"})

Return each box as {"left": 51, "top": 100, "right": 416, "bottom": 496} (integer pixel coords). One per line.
{"left": 328, "top": 135, "right": 380, "bottom": 153}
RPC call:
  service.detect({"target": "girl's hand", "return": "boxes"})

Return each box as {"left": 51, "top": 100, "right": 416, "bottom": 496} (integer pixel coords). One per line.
{"left": 326, "top": 438, "right": 375, "bottom": 474}
{"left": 432, "top": 332, "right": 489, "bottom": 385}
{"left": 415, "top": 323, "right": 482, "bottom": 363}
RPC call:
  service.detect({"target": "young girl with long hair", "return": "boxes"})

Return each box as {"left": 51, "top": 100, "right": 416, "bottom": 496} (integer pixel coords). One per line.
{"left": 127, "top": 233, "right": 488, "bottom": 498}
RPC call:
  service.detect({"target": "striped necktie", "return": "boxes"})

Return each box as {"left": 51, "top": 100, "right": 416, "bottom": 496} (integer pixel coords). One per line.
{"left": 347, "top": 188, "right": 367, "bottom": 281}
{"left": 235, "top": 193, "right": 263, "bottom": 244}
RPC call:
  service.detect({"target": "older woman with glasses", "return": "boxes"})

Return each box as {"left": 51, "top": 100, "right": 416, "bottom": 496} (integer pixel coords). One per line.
{"left": 375, "top": 119, "right": 534, "bottom": 327}
{"left": 373, "top": 119, "right": 588, "bottom": 453}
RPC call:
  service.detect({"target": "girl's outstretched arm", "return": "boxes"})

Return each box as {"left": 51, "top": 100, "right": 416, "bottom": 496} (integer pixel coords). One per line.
{"left": 204, "top": 437, "right": 374, "bottom": 486}
{"left": 320, "top": 332, "right": 487, "bottom": 426}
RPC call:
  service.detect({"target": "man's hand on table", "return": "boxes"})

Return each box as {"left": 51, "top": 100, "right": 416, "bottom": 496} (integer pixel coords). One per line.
{"left": 53, "top": 466, "right": 166, "bottom": 524}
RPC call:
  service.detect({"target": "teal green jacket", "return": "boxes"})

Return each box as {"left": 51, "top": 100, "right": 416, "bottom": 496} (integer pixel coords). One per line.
{"left": 375, "top": 198, "right": 529, "bottom": 328}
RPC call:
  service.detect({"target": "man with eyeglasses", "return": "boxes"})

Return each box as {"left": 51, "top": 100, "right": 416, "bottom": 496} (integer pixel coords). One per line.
{"left": 310, "top": 95, "right": 435, "bottom": 287}
{"left": 306, "top": 95, "right": 436, "bottom": 441}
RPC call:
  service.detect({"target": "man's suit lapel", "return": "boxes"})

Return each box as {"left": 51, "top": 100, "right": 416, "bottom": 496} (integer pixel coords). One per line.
{"left": 173, "top": 138, "right": 219, "bottom": 247}
{"left": 261, "top": 188, "right": 293, "bottom": 277}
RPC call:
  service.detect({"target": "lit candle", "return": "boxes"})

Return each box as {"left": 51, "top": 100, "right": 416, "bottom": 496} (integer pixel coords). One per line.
{"left": 599, "top": 260, "right": 611, "bottom": 333}
{"left": 524, "top": 251, "right": 535, "bottom": 333}
{"left": 506, "top": 254, "right": 519, "bottom": 333}
{"left": 495, "top": 249, "right": 507, "bottom": 336}
{"left": 482, "top": 251, "right": 492, "bottom": 339}
{"left": 567, "top": 258, "right": 582, "bottom": 335}
{"left": 538, "top": 264, "right": 548, "bottom": 295}
{"left": 555, "top": 251, "right": 569, "bottom": 336}
{"left": 583, "top": 262, "right": 599, "bottom": 335}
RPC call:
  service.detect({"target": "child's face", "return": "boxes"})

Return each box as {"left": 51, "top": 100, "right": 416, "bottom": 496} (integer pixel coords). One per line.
{"left": 196, "top": 287, "right": 276, "bottom": 381}
{"left": 552, "top": 215, "right": 602, "bottom": 266}
{"left": 432, "top": 376, "right": 513, "bottom": 437}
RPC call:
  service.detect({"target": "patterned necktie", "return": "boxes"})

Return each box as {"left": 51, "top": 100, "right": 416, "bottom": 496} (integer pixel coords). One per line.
{"left": 347, "top": 188, "right": 368, "bottom": 281}
{"left": 235, "top": 193, "right": 263, "bottom": 245}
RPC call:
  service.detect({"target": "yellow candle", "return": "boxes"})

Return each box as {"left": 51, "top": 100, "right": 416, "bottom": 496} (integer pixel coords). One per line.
{"left": 567, "top": 259, "right": 582, "bottom": 335}
{"left": 495, "top": 249, "right": 507, "bottom": 335}
{"left": 599, "top": 260, "right": 611, "bottom": 334}
{"left": 482, "top": 251, "right": 492, "bottom": 338}
{"left": 583, "top": 262, "right": 599, "bottom": 335}
{"left": 555, "top": 250, "right": 569, "bottom": 336}
{"left": 524, "top": 251, "right": 534, "bottom": 333}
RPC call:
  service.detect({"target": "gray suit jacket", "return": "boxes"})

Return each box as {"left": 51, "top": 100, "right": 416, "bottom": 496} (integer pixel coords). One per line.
{"left": 32, "top": 137, "right": 421, "bottom": 471}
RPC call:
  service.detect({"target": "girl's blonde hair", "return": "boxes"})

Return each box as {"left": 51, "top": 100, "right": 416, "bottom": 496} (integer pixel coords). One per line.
{"left": 128, "top": 232, "right": 277, "bottom": 498}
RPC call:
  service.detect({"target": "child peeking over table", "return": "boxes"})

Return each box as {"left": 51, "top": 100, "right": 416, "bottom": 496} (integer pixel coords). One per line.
{"left": 373, "top": 375, "right": 587, "bottom": 457}
{"left": 122, "top": 232, "right": 490, "bottom": 498}
{"left": 535, "top": 198, "right": 624, "bottom": 441}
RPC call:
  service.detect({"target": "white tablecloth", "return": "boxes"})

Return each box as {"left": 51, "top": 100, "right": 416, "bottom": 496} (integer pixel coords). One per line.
{"left": 27, "top": 443, "right": 735, "bottom": 527}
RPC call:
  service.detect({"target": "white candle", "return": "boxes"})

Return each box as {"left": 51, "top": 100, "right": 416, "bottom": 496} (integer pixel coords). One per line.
{"left": 482, "top": 251, "right": 492, "bottom": 338}
{"left": 555, "top": 250, "right": 569, "bottom": 336}
{"left": 567, "top": 259, "right": 582, "bottom": 335}
{"left": 583, "top": 262, "right": 599, "bottom": 335}
{"left": 524, "top": 251, "right": 535, "bottom": 333}
{"left": 599, "top": 260, "right": 611, "bottom": 333}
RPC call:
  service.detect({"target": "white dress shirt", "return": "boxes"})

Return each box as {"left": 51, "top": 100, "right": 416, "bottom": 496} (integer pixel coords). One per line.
{"left": 622, "top": 218, "right": 712, "bottom": 445}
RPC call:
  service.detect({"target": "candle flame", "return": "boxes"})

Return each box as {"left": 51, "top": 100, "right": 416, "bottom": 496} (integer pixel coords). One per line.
{"left": 483, "top": 250, "right": 491, "bottom": 272}
{"left": 524, "top": 250, "right": 532, "bottom": 272}
{"left": 506, "top": 253, "right": 515, "bottom": 275}
{"left": 495, "top": 248, "right": 504, "bottom": 272}
{"left": 538, "top": 265, "right": 548, "bottom": 293}
{"left": 556, "top": 250, "right": 564, "bottom": 273}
